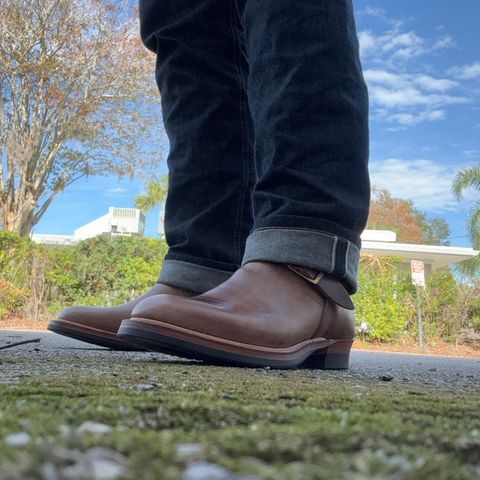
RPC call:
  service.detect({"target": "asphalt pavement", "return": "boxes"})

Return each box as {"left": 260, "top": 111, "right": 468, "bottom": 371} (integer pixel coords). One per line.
{"left": 1, "top": 329, "right": 478, "bottom": 390}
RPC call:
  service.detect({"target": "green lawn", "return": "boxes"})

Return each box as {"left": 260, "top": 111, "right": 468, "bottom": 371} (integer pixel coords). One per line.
{"left": 0, "top": 355, "right": 479, "bottom": 479}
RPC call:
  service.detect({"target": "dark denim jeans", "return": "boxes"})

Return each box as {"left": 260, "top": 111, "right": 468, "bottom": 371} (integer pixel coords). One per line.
{"left": 139, "top": 0, "right": 370, "bottom": 294}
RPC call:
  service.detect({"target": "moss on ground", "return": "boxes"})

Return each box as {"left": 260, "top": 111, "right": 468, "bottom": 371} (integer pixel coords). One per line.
{"left": 0, "top": 355, "right": 479, "bottom": 479}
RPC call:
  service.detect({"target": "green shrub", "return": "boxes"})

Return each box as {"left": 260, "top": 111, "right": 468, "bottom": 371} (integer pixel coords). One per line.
{"left": 1, "top": 232, "right": 168, "bottom": 320}
{"left": 0, "top": 232, "right": 38, "bottom": 317}
{"left": 1, "top": 231, "right": 478, "bottom": 345}
{"left": 466, "top": 296, "right": 480, "bottom": 333}
{"left": 43, "top": 235, "right": 168, "bottom": 309}
{"left": 423, "top": 269, "right": 460, "bottom": 341}
{"left": 354, "top": 256, "right": 415, "bottom": 341}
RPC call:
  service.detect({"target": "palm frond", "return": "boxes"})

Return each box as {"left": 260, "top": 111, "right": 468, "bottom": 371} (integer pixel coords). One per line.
{"left": 466, "top": 201, "right": 480, "bottom": 247}
{"left": 452, "top": 167, "right": 480, "bottom": 201}
{"left": 134, "top": 177, "right": 168, "bottom": 213}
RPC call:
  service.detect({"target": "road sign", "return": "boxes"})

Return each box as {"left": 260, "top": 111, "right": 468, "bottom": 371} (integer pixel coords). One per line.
{"left": 411, "top": 260, "right": 425, "bottom": 288}
{"left": 411, "top": 260, "right": 425, "bottom": 348}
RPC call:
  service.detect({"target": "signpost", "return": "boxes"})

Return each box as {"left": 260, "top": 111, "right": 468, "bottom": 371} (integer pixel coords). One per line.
{"left": 410, "top": 260, "right": 425, "bottom": 347}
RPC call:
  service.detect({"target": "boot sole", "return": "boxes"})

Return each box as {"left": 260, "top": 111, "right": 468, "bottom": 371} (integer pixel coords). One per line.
{"left": 48, "top": 318, "right": 144, "bottom": 351}
{"left": 118, "top": 318, "right": 353, "bottom": 369}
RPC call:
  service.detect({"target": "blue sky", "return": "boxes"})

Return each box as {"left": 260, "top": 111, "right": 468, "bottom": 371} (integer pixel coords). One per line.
{"left": 35, "top": 1, "right": 480, "bottom": 247}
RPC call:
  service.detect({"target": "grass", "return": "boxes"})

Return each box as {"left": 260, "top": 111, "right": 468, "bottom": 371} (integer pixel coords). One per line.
{"left": 0, "top": 354, "right": 479, "bottom": 479}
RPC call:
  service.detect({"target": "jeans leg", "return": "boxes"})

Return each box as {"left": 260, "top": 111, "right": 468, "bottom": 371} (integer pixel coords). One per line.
{"left": 236, "top": 0, "right": 370, "bottom": 294}
{"left": 139, "top": 0, "right": 255, "bottom": 293}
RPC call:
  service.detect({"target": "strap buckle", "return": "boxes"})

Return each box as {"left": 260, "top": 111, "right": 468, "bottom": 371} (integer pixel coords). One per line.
{"left": 286, "top": 264, "right": 354, "bottom": 310}
{"left": 286, "top": 265, "right": 324, "bottom": 284}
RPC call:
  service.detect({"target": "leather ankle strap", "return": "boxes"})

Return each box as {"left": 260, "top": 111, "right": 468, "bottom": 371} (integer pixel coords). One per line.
{"left": 286, "top": 265, "right": 354, "bottom": 310}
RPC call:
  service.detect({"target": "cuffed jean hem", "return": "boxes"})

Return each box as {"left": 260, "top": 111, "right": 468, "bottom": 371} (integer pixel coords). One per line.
{"left": 157, "top": 259, "right": 234, "bottom": 294}
{"left": 241, "top": 227, "right": 360, "bottom": 294}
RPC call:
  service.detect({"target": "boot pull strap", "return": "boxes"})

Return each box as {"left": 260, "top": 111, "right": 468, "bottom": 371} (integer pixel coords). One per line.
{"left": 287, "top": 265, "right": 354, "bottom": 310}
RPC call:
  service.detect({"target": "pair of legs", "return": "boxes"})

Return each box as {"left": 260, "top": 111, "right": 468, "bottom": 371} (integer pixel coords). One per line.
{"left": 50, "top": 0, "right": 370, "bottom": 367}
{"left": 145, "top": 0, "right": 370, "bottom": 295}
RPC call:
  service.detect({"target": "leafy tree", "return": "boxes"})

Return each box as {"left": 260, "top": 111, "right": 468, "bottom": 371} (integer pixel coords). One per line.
{"left": 0, "top": 0, "right": 163, "bottom": 236}
{"left": 367, "top": 187, "right": 450, "bottom": 245}
{"left": 414, "top": 211, "right": 451, "bottom": 246}
{"left": 367, "top": 187, "right": 424, "bottom": 243}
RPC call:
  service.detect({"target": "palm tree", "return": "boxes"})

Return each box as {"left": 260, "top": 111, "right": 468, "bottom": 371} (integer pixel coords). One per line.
{"left": 453, "top": 166, "right": 480, "bottom": 245}
{"left": 134, "top": 177, "right": 168, "bottom": 213}
{"left": 452, "top": 166, "right": 480, "bottom": 278}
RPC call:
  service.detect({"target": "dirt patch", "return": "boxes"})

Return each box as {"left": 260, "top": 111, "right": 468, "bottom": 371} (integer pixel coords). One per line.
{"left": 0, "top": 316, "right": 49, "bottom": 331}
{"left": 353, "top": 338, "right": 480, "bottom": 359}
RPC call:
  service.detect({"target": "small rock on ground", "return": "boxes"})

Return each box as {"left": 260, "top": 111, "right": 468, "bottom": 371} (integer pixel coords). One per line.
{"left": 182, "top": 461, "right": 259, "bottom": 480}
{"left": 76, "top": 421, "right": 112, "bottom": 436}
{"left": 4, "top": 432, "right": 30, "bottom": 446}
{"left": 56, "top": 447, "right": 127, "bottom": 480}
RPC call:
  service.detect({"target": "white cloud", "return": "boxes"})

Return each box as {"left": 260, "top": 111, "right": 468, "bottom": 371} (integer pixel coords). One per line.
{"left": 361, "top": 6, "right": 403, "bottom": 28}
{"left": 358, "top": 8, "right": 477, "bottom": 130}
{"left": 388, "top": 110, "right": 445, "bottom": 126}
{"left": 364, "top": 69, "right": 466, "bottom": 125}
{"left": 413, "top": 74, "right": 457, "bottom": 92}
{"left": 369, "top": 158, "right": 461, "bottom": 210}
{"left": 365, "top": 69, "right": 459, "bottom": 95}
{"left": 358, "top": 31, "right": 376, "bottom": 56}
{"left": 433, "top": 35, "right": 455, "bottom": 49}
{"left": 358, "top": 29, "right": 424, "bottom": 61}
{"left": 357, "top": 11, "right": 466, "bottom": 127}
{"left": 359, "top": 7, "right": 455, "bottom": 65}
{"left": 364, "top": 6, "right": 385, "bottom": 18}
{"left": 449, "top": 61, "right": 480, "bottom": 80}
{"left": 368, "top": 84, "right": 466, "bottom": 109}
{"left": 358, "top": 27, "right": 453, "bottom": 64}
{"left": 383, "top": 31, "right": 425, "bottom": 60}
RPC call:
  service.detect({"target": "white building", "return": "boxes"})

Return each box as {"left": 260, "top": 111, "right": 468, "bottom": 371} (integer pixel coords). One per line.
{"left": 29, "top": 233, "right": 78, "bottom": 246}
{"left": 31, "top": 207, "right": 145, "bottom": 245}
{"left": 30, "top": 220, "right": 479, "bottom": 272}
{"left": 74, "top": 207, "right": 145, "bottom": 240}
{"left": 360, "top": 229, "right": 478, "bottom": 273}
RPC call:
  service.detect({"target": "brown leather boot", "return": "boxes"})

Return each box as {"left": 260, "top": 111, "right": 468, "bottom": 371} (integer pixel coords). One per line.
{"left": 48, "top": 284, "right": 196, "bottom": 350}
{"left": 118, "top": 262, "right": 356, "bottom": 368}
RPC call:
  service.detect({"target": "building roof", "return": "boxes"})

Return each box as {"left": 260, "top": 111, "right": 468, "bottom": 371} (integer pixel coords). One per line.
{"left": 361, "top": 240, "right": 479, "bottom": 270}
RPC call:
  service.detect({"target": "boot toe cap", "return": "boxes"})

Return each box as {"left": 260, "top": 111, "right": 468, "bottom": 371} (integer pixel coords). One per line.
{"left": 55, "top": 305, "right": 126, "bottom": 333}
{"left": 130, "top": 294, "right": 180, "bottom": 322}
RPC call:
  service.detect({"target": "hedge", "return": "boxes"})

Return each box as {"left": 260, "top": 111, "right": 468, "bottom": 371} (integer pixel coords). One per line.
{"left": 0, "top": 231, "right": 478, "bottom": 343}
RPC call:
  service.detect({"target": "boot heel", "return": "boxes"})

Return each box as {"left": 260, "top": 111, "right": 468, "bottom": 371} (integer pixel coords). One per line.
{"left": 302, "top": 340, "right": 353, "bottom": 370}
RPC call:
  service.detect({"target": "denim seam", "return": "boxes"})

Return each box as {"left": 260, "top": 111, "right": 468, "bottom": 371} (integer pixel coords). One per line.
{"left": 233, "top": 0, "right": 244, "bottom": 30}
{"left": 229, "top": 0, "right": 250, "bottom": 265}
{"left": 330, "top": 235, "right": 338, "bottom": 274}
{"left": 345, "top": 241, "right": 350, "bottom": 277}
